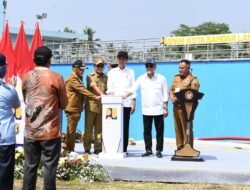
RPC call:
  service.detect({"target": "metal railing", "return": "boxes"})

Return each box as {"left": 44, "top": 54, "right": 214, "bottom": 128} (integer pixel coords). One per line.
{"left": 45, "top": 39, "right": 250, "bottom": 64}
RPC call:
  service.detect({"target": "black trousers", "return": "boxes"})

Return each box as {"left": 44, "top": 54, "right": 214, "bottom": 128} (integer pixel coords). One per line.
{"left": 123, "top": 107, "right": 131, "bottom": 152}
{"left": 23, "top": 138, "right": 61, "bottom": 190}
{"left": 143, "top": 115, "right": 164, "bottom": 152}
{"left": 0, "top": 144, "right": 15, "bottom": 190}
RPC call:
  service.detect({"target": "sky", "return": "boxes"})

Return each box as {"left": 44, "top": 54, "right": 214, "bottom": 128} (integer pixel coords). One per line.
{"left": 5, "top": 0, "right": 250, "bottom": 41}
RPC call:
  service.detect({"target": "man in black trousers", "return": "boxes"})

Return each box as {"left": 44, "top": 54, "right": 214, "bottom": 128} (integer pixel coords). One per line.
{"left": 0, "top": 53, "right": 20, "bottom": 190}
{"left": 22, "top": 46, "right": 68, "bottom": 190}
{"left": 124, "top": 58, "right": 169, "bottom": 158}
{"left": 107, "top": 51, "right": 136, "bottom": 153}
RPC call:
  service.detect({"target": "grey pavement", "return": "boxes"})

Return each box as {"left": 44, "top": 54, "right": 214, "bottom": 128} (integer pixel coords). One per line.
{"left": 75, "top": 138, "right": 250, "bottom": 184}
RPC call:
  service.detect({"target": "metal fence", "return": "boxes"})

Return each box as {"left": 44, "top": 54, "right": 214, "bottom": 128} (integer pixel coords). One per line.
{"left": 45, "top": 39, "right": 250, "bottom": 64}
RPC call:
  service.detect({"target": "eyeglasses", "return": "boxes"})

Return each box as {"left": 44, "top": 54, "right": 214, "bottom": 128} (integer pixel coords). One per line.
{"left": 145, "top": 63, "right": 154, "bottom": 68}
{"left": 179, "top": 66, "right": 190, "bottom": 70}
{"left": 96, "top": 65, "right": 104, "bottom": 68}
{"left": 76, "top": 67, "right": 85, "bottom": 71}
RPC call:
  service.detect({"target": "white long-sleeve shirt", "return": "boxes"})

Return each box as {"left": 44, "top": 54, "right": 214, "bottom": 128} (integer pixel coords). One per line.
{"left": 107, "top": 67, "right": 136, "bottom": 107}
{"left": 128, "top": 73, "right": 169, "bottom": 116}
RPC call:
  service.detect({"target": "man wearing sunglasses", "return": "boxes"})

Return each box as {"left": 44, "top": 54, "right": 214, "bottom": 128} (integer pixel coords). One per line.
{"left": 124, "top": 58, "right": 169, "bottom": 158}
{"left": 84, "top": 59, "right": 107, "bottom": 154}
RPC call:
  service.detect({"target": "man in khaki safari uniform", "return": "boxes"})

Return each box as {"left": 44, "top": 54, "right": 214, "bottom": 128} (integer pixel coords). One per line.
{"left": 64, "top": 60, "right": 99, "bottom": 153}
{"left": 170, "top": 59, "right": 200, "bottom": 150}
{"left": 84, "top": 59, "right": 107, "bottom": 154}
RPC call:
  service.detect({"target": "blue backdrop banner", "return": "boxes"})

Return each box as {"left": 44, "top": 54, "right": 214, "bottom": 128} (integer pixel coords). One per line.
{"left": 51, "top": 60, "right": 250, "bottom": 140}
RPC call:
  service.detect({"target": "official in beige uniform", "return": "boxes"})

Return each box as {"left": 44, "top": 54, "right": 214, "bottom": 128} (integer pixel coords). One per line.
{"left": 170, "top": 59, "right": 200, "bottom": 150}
{"left": 84, "top": 59, "right": 107, "bottom": 154}
{"left": 64, "top": 60, "right": 98, "bottom": 152}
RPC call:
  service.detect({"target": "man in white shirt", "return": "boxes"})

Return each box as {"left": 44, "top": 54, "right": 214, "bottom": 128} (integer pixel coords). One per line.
{"left": 124, "top": 58, "right": 168, "bottom": 158}
{"left": 107, "top": 51, "right": 136, "bottom": 153}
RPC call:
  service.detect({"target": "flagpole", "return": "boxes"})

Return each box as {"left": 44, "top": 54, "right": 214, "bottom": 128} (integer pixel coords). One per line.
{"left": 2, "top": 0, "right": 7, "bottom": 33}
{"left": 36, "top": 13, "right": 47, "bottom": 34}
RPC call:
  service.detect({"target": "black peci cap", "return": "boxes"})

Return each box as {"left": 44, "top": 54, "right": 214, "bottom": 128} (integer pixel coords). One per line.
{"left": 34, "top": 46, "right": 53, "bottom": 64}
{"left": 0, "top": 53, "right": 6, "bottom": 66}
{"left": 145, "top": 58, "right": 156, "bottom": 65}
{"left": 72, "top": 60, "right": 88, "bottom": 70}
{"left": 117, "top": 51, "right": 128, "bottom": 60}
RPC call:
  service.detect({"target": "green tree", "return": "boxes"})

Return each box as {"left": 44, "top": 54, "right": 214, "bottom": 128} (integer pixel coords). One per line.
{"left": 147, "top": 46, "right": 160, "bottom": 60}
{"left": 106, "top": 43, "right": 116, "bottom": 54}
{"left": 83, "top": 26, "right": 101, "bottom": 54}
{"left": 195, "top": 22, "right": 231, "bottom": 35}
{"left": 171, "top": 22, "right": 231, "bottom": 36}
{"left": 170, "top": 24, "right": 195, "bottom": 36}
{"left": 104, "top": 43, "right": 116, "bottom": 63}
{"left": 170, "top": 22, "right": 232, "bottom": 60}
{"left": 63, "top": 27, "right": 75, "bottom": 33}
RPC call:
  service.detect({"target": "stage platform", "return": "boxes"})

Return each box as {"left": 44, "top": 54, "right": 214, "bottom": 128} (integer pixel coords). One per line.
{"left": 75, "top": 138, "right": 250, "bottom": 185}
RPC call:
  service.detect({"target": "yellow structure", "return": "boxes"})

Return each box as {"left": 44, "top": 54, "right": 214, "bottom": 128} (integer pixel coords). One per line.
{"left": 160, "top": 33, "right": 250, "bottom": 45}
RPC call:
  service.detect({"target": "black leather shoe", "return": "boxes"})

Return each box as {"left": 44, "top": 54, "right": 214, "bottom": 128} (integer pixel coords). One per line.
{"left": 94, "top": 150, "right": 102, "bottom": 155}
{"left": 156, "top": 151, "right": 162, "bottom": 158}
{"left": 141, "top": 150, "right": 153, "bottom": 157}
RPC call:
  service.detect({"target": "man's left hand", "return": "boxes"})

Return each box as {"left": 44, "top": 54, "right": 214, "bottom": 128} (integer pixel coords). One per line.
{"left": 7, "top": 76, "right": 17, "bottom": 87}
{"left": 131, "top": 100, "right": 136, "bottom": 115}
{"left": 131, "top": 104, "right": 135, "bottom": 114}
{"left": 163, "top": 109, "right": 168, "bottom": 118}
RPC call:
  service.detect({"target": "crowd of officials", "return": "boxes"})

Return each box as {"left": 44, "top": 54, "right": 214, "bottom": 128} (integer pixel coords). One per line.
{"left": 0, "top": 46, "right": 199, "bottom": 189}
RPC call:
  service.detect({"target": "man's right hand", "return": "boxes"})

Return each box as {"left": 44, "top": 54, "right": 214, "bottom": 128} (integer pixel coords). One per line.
{"left": 7, "top": 76, "right": 17, "bottom": 87}
{"left": 170, "top": 93, "right": 177, "bottom": 103}
{"left": 95, "top": 96, "right": 101, "bottom": 101}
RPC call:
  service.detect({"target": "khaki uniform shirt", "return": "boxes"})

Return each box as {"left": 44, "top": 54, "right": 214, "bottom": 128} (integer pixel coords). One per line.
{"left": 85, "top": 71, "right": 107, "bottom": 113}
{"left": 170, "top": 73, "right": 200, "bottom": 105}
{"left": 65, "top": 73, "right": 97, "bottom": 113}
{"left": 22, "top": 67, "right": 68, "bottom": 141}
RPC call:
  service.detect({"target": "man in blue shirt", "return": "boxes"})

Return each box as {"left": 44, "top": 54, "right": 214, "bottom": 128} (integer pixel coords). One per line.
{"left": 0, "top": 53, "right": 20, "bottom": 190}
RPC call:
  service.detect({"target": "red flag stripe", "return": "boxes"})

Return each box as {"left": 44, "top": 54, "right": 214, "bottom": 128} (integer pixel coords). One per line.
{"left": 0, "top": 21, "right": 17, "bottom": 81}
{"left": 14, "top": 21, "right": 34, "bottom": 79}
{"left": 30, "top": 22, "right": 43, "bottom": 67}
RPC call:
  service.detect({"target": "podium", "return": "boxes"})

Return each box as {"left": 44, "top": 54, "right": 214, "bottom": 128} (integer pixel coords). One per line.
{"left": 99, "top": 96, "right": 126, "bottom": 159}
{"left": 171, "top": 89, "right": 204, "bottom": 162}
